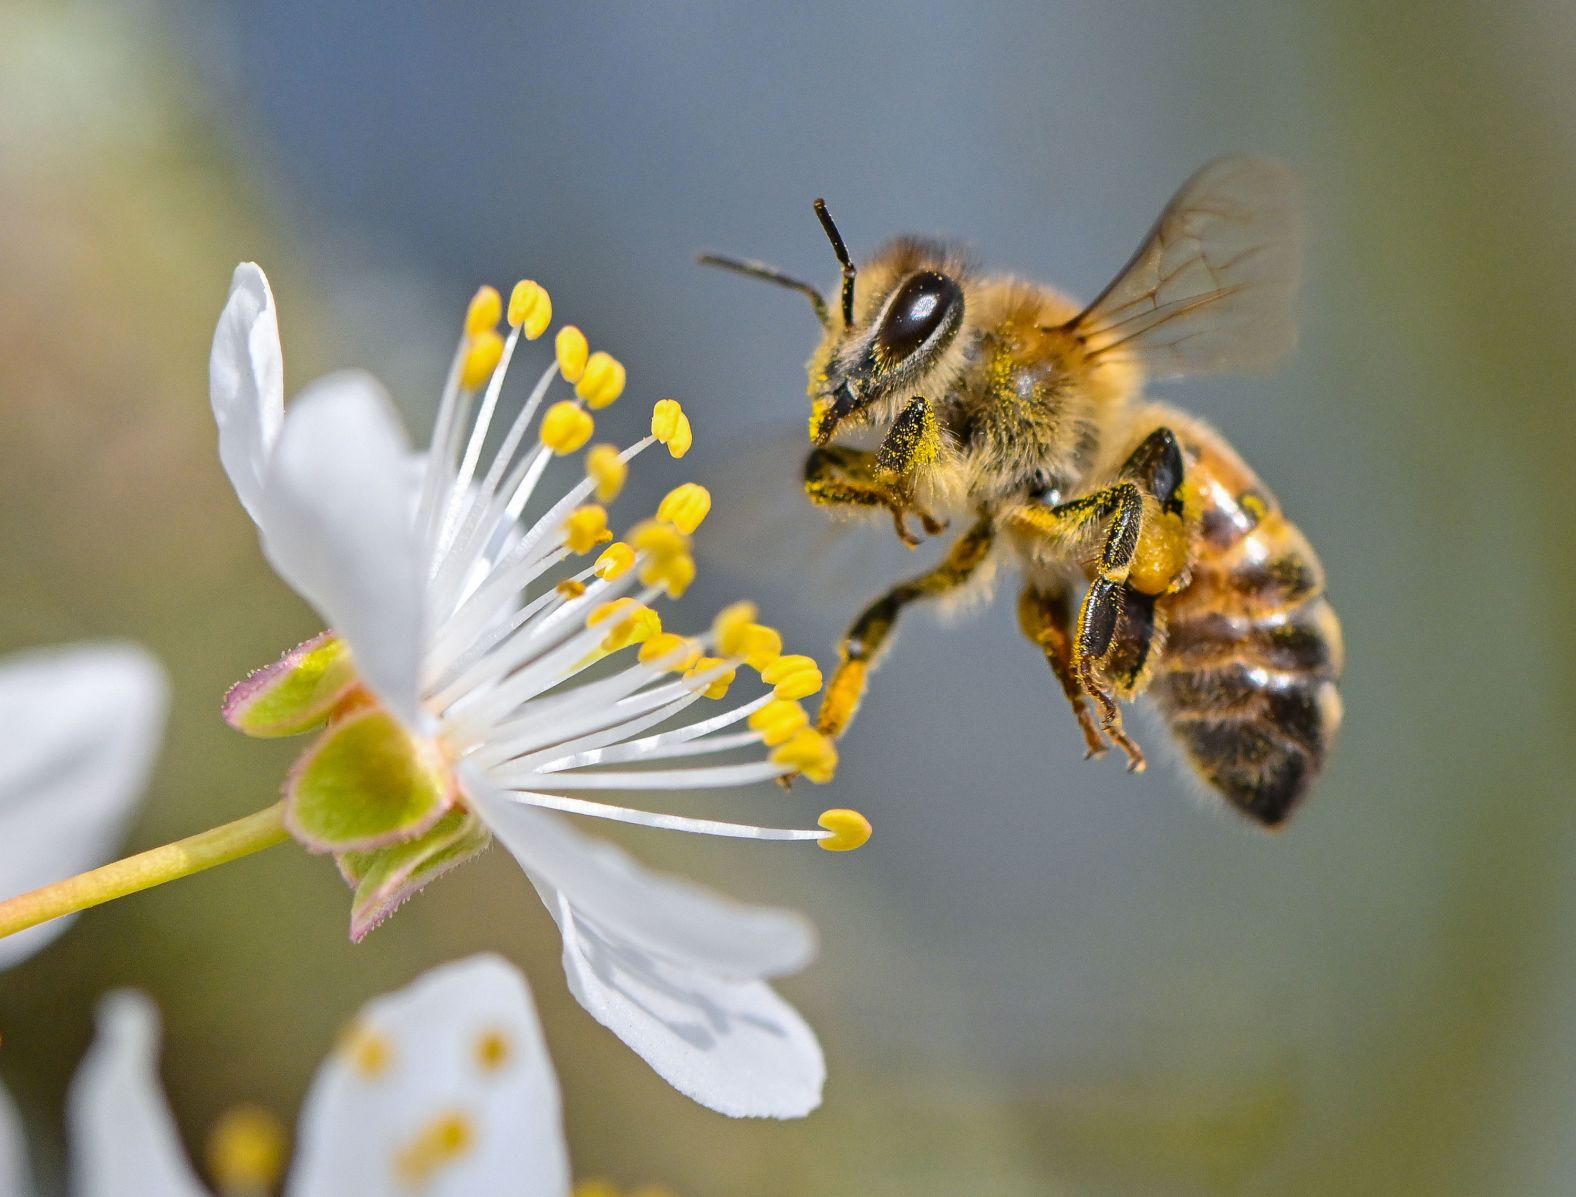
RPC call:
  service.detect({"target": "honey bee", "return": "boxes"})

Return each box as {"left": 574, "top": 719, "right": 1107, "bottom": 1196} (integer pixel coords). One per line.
{"left": 701, "top": 157, "right": 1342, "bottom": 826}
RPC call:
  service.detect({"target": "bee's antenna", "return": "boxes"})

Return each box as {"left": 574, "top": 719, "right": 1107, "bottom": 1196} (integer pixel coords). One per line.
{"left": 696, "top": 253, "right": 830, "bottom": 327}
{"left": 814, "top": 198, "right": 856, "bottom": 326}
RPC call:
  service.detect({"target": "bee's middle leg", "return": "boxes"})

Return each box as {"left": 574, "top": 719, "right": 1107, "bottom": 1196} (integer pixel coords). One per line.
{"left": 817, "top": 515, "right": 995, "bottom": 740}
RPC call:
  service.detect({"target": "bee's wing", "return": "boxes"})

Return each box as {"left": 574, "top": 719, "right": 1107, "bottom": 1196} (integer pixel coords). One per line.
{"left": 1067, "top": 156, "right": 1304, "bottom": 379}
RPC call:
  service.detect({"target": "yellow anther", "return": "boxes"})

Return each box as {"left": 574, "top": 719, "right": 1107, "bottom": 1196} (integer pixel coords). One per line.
{"left": 576, "top": 351, "right": 627, "bottom": 409}
{"left": 817, "top": 807, "right": 870, "bottom": 850}
{"left": 461, "top": 330, "right": 505, "bottom": 389}
{"left": 556, "top": 578, "right": 588, "bottom": 600}
{"left": 640, "top": 550, "right": 696, "bottom": 598}
{"left": 657, "top": 483, "right": 712, "bottom": 534}
{"left": 684, "top": 656, "right": 737, "bottom": 699}
{"left": 563, "top": 505, "right": 613, "bottom": 554}
{"left": 540, "top": 400, "right": 595, "bottom": 454}
{"left": 588, "top": 599, "right": 661, "bottom": 650}
{"left": 206, "top": 1104, "right": 288, "bottom": 1193}
{"left": 594, "top": 541, "right": 636, "bottom": 580}
{"left": 585, "top": 443, "right": 628, "bottom": 503}
{"left": 507, "top": 279, "right": 552, "bottom": 339}
{"left": 713, "top": 601, "right": 759, "bottom": 654}
{"left": 748, "top": 698, "right": 810, "bottom": 746}
{"left": 629, "top": 518, "right": 689, "bottom": 560}
{"left": 770, "top": 728, "right": 839, "bottom": 784}
{"left": 395, "top": 1111, "right": 475, "bottom": 1185}
{"left": 639, "top": 633, "right": 702, "bottom": 672}
{"left": 556, "top": 325, "right": 589, "bottom": 383}
{"left": 761, "top": 653, "right": 822, "bottom": 699}
{"left": 475, "top": 1029, "right": 512, "bottom": 1072}
{"left": 740, "top": 624, "right": 783, "bottom": 670}
{"left": 465, "top": 285, "right": 502, "bottom": 336}
{"left": 650, "top": 398, "right": 693, "bottom": 458}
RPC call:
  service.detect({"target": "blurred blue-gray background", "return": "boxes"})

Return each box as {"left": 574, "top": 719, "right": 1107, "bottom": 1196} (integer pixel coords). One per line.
{"left": 2, "top": 1, "right": 1572, "bottom": 1193}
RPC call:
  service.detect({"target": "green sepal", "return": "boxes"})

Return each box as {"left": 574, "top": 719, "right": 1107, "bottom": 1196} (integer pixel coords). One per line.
{"left": 284, "top": 705, "right": 453, "bottom": 854}
{"left": 341, "top": 809, "right": 492, "bottom": 941}
{"left": 223, "top": 632, "right": 360, "bottom": 738}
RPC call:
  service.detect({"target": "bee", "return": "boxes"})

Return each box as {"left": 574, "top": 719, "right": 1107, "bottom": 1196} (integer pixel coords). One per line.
{"left": 700, "top": 157, "right": 1342, "bottom": 827}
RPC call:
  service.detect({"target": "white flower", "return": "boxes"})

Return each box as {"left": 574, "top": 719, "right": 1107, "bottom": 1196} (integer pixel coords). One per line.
{"left": 0, "top": 955, "right": 572, "bottom": 1197}
{"left": 0, "top": 642, "right": 167, "bottom": 969}
{"left": 209, "top": 264, "right": 869, "bottom": 1118}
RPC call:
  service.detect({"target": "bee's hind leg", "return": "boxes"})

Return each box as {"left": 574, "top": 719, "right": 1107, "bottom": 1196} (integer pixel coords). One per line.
{"left": 1017, "top": 584, "right": 1108, "bottom": 759}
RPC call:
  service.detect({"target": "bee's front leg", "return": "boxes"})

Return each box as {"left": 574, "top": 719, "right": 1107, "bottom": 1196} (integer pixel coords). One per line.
{"left": 803, "top": 398, "right": 946, "bottom": 549}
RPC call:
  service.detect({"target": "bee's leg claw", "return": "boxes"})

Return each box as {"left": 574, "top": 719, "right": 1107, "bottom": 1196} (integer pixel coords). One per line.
{"left": 776, "top": 772, "right": 797, "bottom": 791}
{"left": 889, "top": 506, "right": 923, "bottom": 549}
{"left": 920, "top": 512, "right": 949, "bottom": 537}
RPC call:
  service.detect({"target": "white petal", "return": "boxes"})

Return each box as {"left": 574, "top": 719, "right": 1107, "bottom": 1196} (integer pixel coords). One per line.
{"left": 67, "top": 992, "right": 211, "bottom": 1197}
{"left": 259, "top": 372, "right": 426, "bottom": 726}
{"left": 210, "top": 263, "right": 284, "bottom": 524}
{"left": 541, "top": 878, "right": 825, "bottom": 1119}
{"left": 0, "top": 643, "right": 168, "bottom": 969}
{"left": 470, "top": 788, "right": 816, "bottom": 980}
{"left": 0, "top": 1079, "right": 36, "bottom": 1197}
{"left": 288, "top": 955, "right": 569, "bottom": 1197}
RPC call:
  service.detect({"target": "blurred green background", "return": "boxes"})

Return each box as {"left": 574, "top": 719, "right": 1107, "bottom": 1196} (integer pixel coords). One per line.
{"left": 2, "top": 1, "right": 1574, "bottom": 1193}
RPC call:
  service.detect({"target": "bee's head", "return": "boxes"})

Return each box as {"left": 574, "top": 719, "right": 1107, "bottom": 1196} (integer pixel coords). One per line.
{"left": 699, "top": 204, "right": 971, "bottom": 446}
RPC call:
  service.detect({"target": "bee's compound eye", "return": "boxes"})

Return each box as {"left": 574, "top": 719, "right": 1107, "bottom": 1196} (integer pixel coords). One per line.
{"left": 875, "top": 271, "right": 963, "bottom": 364}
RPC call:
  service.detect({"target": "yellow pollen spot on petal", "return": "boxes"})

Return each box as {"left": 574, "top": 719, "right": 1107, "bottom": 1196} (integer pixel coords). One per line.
{"left": 817, "top": 807, "right": 871, "bottom": 850}
{"left": 640, "top": 551, "right": 696, "bottom": 598}
{"left": 465, "top": 285, "right": 502, "bottom": 336}
{"left": 594, "top": 541, "right": 636, "bottom": 580}
{"left": 761, "top": 653, "right": 821, "bottom": 699}
{"left": 507, "top": 279, "right": 552, "bottom": 339}
{"left": 541, "top": 401, "right": 595, "bottom": 454}
{"left": 556, "top": 578, "right": 588, "bottom": 599}
{"left": 585, "top": 443, "right": 628, "bottom": 503}
{"left": 771, "top": 728, "right": 839, "bottom": 784}
{"left": 639, "top": 633, "right": 702, "bottom": 672}
{"left": 395, "top": 1111, "right": 475, "bottom": 1186}
{"left": 556, "top": 325, "right": 590, "bottom": 383}
{"left": 657, "top": 483, "right": 712, "bottom": 534}
{"left": 576, "top": 351, "right": 627, "bottom": 409}
{"left": 461, "top": 330, "right": 505, "bottom": 390}
{"left": 650, "top": 399, "right": 693, "bottom": 458}
{"left": 343, "top": 1025, "right": 393, "bottom": 1079}
{"left": 206, "top": 1104, "right": 288, "bottom": 1193}
{"left": 475, "top": 1029, "right": 512, "bottom": 1072}
{"left": 563, "top": 505, "right": 614, "bottom": 554}
{"left": 685, "top": 656, "right": 737, "bottom": 699}
{"left": 748, "top": 698, "right": 809, "bottom": 746}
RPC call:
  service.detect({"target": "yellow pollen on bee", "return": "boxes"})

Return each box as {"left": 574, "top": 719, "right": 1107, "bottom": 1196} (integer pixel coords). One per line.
{"left": 461, "top": 330, "right": 505, "bottom": 390}
{"left": 760, "top": 654, "right": 822, "bottom": 700}
{"left": 342, "top": 1025, "right": 393, "bottom": 1078}
{"left": 769, "top": 727, "right": 838, "bottom": 783}
{"left": 563, "top": 505, "right": 614, "bottom": 554}
{"left": 685, "top": 655, "right": 737, "bottom": 698}
{"left": 556, "top": 325, "right": 590, "bottom": 383}
{"left": 576, "top": 351, "right": 627, "bottom": 409}
{"left": 206, "top": 1104, "right": 288, "bottom": 1193}
{"left": 394, "top": 1111, "right": 476, "bottom": 1186}
{"left": 475, "top": 1029, "right": 512, "bottom": 1072}
{"left": 541, "top": 400, "right": 595, "bottom": 454}
{"left": 747, "top": 698, "right": 809, "bottom": 746}
{"left": 585, "top": 443, "right": 628, "bottom": 502}
{"left": 594, "top": 541, "right": 636, "bottom": 580}
{"left": 650, "top": 399, "right": 693, "bottom": 458}
{"left": 465, "top": 285, "right": 502, "bottom": 336}
{"left": 507, "top": 279, "right": 552, "bottom": 339}
{"left": 638, "top": 633, "right": 702, "bottom": 672}
{"left": 817, "top": 807, "right": 871, "bottom": 850}
{"left": 556, "top": 578, "right": 588, "bottom": 599}
{"left": 656, "top": 483, "right": 712, "bottom": 534}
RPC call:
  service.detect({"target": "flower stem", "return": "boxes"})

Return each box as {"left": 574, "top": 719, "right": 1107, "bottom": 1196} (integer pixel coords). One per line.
{"left": 0, "top": 802, "right": 290, "bottom": 942}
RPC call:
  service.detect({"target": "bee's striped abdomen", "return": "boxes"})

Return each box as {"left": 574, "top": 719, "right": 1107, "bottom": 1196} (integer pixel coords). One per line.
{"left": 1150, "top": 423, "right": 1344, "bottom": 827}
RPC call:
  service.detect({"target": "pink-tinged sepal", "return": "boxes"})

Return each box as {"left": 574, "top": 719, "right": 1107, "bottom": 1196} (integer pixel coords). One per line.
{"left": 339, "top": 810, "right": 492, "bottom": 941}
{"left": 222, "top": 632, "right": 360, "bottom": 738}
{"left": 283, "top": 706, "right": 456, "bottom": 854}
